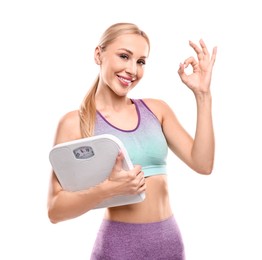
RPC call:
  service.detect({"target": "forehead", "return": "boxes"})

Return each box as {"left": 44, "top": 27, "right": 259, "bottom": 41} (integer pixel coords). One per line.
{"left": 108, "top": 34, "right": 149, "bottom": 57}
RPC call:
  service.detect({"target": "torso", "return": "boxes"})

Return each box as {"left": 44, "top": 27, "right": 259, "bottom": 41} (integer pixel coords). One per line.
{"left": 96, "top": 98, "right": 173, "bottom": 223}
{"left": 105, "top": 174, "right": 173, "bottom": 223}
{"left": 62, "top": 99, "right": 173, "bottom": 223}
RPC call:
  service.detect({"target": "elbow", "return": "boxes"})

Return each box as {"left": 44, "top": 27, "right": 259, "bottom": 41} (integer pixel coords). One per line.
{"left": 198, "top": 168, "right": 213, "bottom": 175}
{"left": 48, "top": 208, "right": 59, "bottom": 224}
{"left": 48, "top": 217, "right": 59, "bottom": 225}
{"left": 47, "top": 195, "right": 67, "bottom": 224}
{"left": 194, "top": 162, "right": 214, "bottom": 175}
{"left": 47, "top": 204, "right": 64, "bottom": 224}
{"left": 190, "top": 151, "right": 215, "bottom": 175}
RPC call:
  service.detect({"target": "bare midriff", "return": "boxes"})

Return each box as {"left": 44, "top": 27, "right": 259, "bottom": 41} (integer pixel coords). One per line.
{"left": 104, "top": 175, "right": 173, "bottom": 223}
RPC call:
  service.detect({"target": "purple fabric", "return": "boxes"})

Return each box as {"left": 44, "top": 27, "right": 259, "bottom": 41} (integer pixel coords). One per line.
{"left": 90, "top": 215, "right": 185, "bottom": 260}
{"left": 94, "top": 99, "right": 168, "bottom": 177}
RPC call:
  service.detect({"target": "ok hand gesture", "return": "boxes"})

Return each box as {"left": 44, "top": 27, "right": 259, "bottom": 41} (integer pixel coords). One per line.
{"left": 178, "top": 39, "right": 217, "bottom": 95}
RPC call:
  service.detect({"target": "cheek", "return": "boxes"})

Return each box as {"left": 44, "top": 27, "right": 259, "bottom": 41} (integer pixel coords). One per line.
{"left": 100, "top": 60, "right": 116, "bottom": 79}
{"left": 99, "top": 66, "right": 111, "bottom": 86}
{"left": 104, "top": 57, "right": 123, "bottom": 74}
{"left": 137, "top": 67, "right": 145, "bottom": 79}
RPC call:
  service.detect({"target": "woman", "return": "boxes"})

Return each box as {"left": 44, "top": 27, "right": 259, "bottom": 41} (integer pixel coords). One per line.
{"left": 47, "top": 22, "right": 217, "bottom": 259}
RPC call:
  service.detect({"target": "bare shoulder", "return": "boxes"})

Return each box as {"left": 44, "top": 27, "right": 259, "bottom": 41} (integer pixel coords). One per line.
{"left": 54, "top": 110, "right": 82, "bottom": 145}
{"left": 141, "top": 98, "right": 173, "bottom": 122}
{"left": 141, "top": 98, "right": 171, "bottom": 109}
{"left": 59, "top": 110, "right": 80, "bottom": 128}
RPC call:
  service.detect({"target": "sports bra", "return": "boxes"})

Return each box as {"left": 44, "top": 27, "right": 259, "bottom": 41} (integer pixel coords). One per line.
{"left": 94, "top": 99, "right": 168, "bottom": 177}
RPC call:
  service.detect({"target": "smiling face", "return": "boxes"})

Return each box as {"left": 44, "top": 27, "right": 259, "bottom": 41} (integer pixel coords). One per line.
{"left": 95, "top": 34, "right": 150, "bottom": 97}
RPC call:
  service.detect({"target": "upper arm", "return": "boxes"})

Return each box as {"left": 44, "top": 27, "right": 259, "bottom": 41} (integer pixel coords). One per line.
{"left": 53, "top": 110, "right": 82, "bottom": 145}
{"left": 48, "top": 110, "right": 82, "bottom": 203}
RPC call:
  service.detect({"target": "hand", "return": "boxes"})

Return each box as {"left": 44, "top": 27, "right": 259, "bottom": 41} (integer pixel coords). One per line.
{"left": 108, "top": 152, "right": 146, "bottom": 196}
{"left": 178, "top": 39, "right": 217, "bottom": 95}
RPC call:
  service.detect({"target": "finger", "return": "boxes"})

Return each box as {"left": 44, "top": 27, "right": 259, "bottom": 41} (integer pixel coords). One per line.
{"left": 137, "top": 183, "right": 146, "bottom": 194}
{"left": 177, "top": 63, "right": 187, "bottom": 83}
{"left": 139, "top": 171, "right": 145, "bottom": 181}
{"left": 134, "top": 165, "right": 142, "bottom": 175}
{"left": 138, "top": 174, "right": 145, "bottom": 186}
{"left": 177, "top": 62, "right": 185, "bottom": 76}
{"left": 139, "top": 181, "right": 146, "bottom": 191}
{"left": 183, "top": 56, "right": 198, "bottom": 68}
{"left": 182, "top": 57, "right": 199, "bottom": 74}
{"left": 210, "top": 46, "right": 217, "bottom": 66}
{"left": 178, "top": 60, "right": 193, "bottom": 77}
{"left": 138, "top": 176, "right": 146, "bottom": 190}
{"left": 189, "top": 40, "right": 206, "bottom": 61}
{"left": 199, "top": 39, "right": 209, "bottom": 56}
{"left": 189, "top": 40, "right": 202, "bottom": 55}
{"left": 134, "top": 169, "right": 144, "bottom": 182}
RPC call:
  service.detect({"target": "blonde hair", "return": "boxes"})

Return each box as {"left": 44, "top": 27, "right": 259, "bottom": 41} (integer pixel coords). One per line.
{"left": 79, "top": 23, "right": 150, "bottom": 137}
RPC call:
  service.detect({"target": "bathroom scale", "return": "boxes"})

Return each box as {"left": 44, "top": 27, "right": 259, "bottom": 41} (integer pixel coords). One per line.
{"left": 49, "top": 134, "right": 145, "bottom": 209}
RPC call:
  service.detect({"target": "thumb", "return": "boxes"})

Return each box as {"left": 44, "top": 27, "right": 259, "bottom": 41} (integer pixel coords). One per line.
{"left": 178, "top": 63, "right": 185, "bottom": 78}
{"left": 114, "top": 152, "right": 124, "bottom": 171}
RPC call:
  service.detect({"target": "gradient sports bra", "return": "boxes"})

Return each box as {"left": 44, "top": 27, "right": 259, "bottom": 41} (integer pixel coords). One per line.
{"left": 94, "top": 99, "right": 168, "bottom": 177}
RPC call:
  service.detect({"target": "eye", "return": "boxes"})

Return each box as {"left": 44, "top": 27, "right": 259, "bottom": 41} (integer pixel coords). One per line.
{"left": 137, "top": 59, "right": 146, "bottom": 66}
{"left": 119, "top": 54, "right": 129, "bottom": 60}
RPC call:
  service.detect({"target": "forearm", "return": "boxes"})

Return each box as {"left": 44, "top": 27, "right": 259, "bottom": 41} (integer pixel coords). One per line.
{"left": 48, "top": 181, "right": 113, "bottom": 223}
{"left": 191, "top": 92, "right": 215, "bottom": 174}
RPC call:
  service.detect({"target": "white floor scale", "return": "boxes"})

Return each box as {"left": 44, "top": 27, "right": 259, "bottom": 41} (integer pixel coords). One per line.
{"left": 49, "top": 134, "right": 145, "bottom": 209}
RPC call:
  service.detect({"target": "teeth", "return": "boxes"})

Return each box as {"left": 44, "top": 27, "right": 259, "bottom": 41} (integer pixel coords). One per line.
{"left": 120, "top": 77, "right": 131, "bottom": 83}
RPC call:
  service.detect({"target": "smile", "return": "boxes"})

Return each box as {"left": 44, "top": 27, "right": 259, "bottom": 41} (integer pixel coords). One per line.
{"left": 117, "top": 75, "right": 134, "bottom": 86}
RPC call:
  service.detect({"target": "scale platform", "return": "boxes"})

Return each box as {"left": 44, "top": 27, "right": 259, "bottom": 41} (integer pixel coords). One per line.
{"left": 49, "top": 134, "right": 145, "bottom": 209}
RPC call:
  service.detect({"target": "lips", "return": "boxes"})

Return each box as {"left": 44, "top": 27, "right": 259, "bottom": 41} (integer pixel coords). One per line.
{"left": 117, "top": 75, "right": 135, "bottom": 86}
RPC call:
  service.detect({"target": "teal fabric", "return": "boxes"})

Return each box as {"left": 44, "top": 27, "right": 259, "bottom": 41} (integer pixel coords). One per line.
{"left": 94, "top": 99, "right": 168, "bottom": 177}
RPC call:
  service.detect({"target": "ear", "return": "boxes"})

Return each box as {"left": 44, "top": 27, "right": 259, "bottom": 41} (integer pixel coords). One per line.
{"left": 94, "top": 46, "right": 102, "bottom": 65}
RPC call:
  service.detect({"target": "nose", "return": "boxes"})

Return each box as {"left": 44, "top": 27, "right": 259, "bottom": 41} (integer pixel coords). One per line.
{"left": 125, "top": 60, "right": 137, "bottom": 76}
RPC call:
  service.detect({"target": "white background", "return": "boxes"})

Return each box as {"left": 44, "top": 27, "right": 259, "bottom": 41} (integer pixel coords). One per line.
{"left": 1, "top": 0, "right": 261, "bottom": 259}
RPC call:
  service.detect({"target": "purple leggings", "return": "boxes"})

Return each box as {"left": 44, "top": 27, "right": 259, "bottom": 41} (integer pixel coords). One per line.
{"left": 90, "top": 215, "right": 185, "bottom": 260}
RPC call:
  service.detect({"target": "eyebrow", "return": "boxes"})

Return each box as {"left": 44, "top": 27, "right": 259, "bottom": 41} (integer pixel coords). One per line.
{"left": 117, "top": 48, "right": 147, "bottom": 59}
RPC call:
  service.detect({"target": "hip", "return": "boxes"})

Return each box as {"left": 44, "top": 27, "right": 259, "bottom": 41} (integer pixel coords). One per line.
{"left": 90, "top": 215, "right": 185, "bottom": 260}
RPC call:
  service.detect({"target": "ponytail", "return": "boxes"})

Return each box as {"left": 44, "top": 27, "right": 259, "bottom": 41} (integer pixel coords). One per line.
{"left": 79, "top": 75, "right": 99, "bottom": 137}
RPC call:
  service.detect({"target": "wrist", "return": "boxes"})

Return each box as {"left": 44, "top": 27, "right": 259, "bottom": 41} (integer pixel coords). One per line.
{"left": 194, "top": 90, "right": 212, "bottom": 102}
{"left": 99, "top": 179, "right": 118, "bottom": 198}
